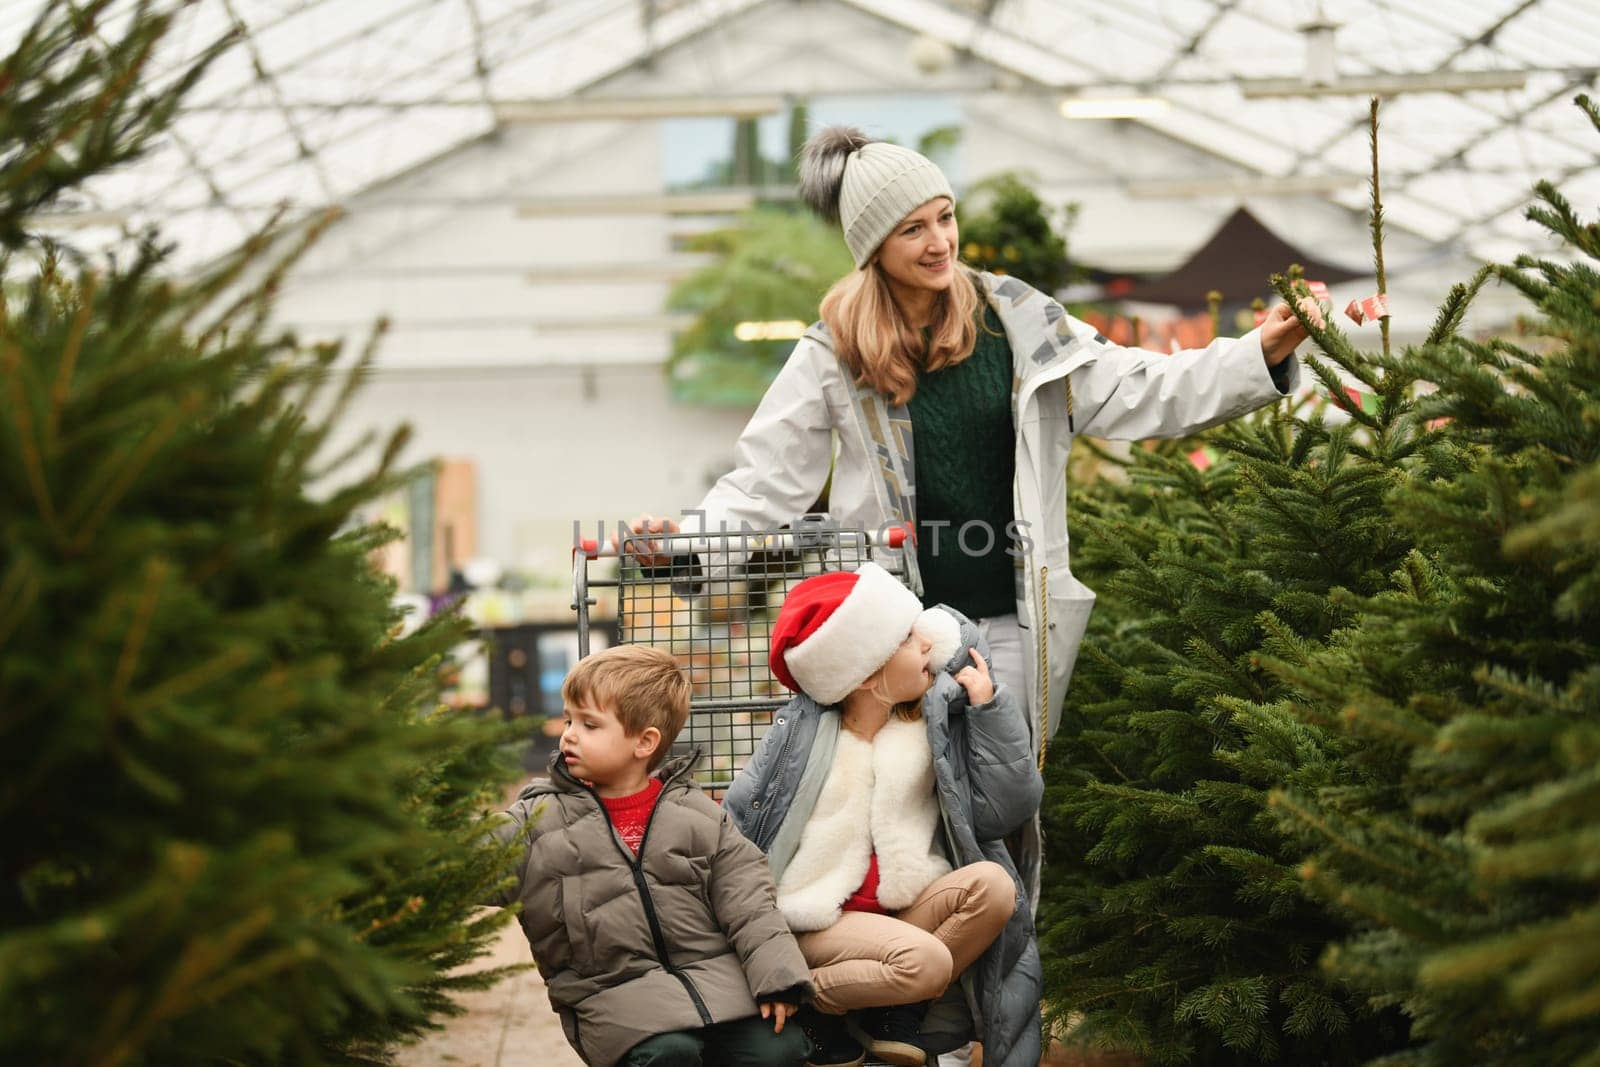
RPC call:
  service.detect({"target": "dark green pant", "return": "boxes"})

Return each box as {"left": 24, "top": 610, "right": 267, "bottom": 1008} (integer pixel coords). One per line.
{"left": 618, "top": 1013, "right": 811, "bottom": 1067}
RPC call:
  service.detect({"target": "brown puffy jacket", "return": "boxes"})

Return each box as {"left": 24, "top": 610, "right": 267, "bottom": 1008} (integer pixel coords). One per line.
{"left": 488, "top": 751, "right": 812, "bottom": 1066}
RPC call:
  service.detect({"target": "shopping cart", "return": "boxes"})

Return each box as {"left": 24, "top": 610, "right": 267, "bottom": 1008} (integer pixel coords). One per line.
{"left": 571, "top": 518, "right": 947, "bottom": 1064}
{"left": 571, "top": 515, "right": 912, "bottom": 791}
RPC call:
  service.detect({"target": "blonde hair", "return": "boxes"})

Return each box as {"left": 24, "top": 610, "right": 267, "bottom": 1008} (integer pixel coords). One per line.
{"left": 866, "top": 670, "right": 925, "bottom": 724}
{"left": 891, "top": 699, "right": 924, "bottom": 723}
{"left": 561, "top": 645, "right": 690, "bottom": 769}
{"left": 820, "top": 262, "right": 983, "bottom": 406}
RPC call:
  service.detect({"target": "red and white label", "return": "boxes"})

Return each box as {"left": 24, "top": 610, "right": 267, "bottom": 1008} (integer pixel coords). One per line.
{"left": 1344, "top": 293, "right": 1390, "bottom": 325}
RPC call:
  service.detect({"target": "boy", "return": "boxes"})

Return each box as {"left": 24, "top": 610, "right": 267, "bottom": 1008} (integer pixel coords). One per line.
{"left": 487, "top": 644, "right": 813, "bottom": 1067}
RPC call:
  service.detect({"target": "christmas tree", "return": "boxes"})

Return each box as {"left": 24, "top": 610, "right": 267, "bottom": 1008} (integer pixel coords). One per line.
{"left": 1036, "top": 101, "right": 1452, "bottom": 1064}
{"left": 1040, "top": 94, "right": 1600, "bottom": 1065}
{"left": 1037, "top": 374, "right": 1422, "bottom": 1063}
{"left": 0, "top": 4, "right": 521, "bottom": 1063}
{"left": 1266, "top": 95, "right": 1600, "bottom": 1065}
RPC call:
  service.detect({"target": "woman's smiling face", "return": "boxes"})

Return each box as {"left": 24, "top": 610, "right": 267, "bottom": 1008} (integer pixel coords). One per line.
{"left": 875, "top": 197, "right": 958, "bottom": 299}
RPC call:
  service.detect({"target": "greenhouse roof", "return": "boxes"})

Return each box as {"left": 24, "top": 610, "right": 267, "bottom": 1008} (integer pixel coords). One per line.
{"left": 9, "top": 0, "right": 1600, "bottom": 267}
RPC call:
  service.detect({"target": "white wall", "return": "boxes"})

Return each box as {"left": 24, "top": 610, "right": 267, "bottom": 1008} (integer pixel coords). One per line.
{"left": 331, "top": 365, "right": 752, "bottom": 572}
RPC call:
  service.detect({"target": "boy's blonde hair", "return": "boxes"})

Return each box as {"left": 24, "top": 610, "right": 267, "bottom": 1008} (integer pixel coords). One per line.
{"left": 561, "top": 645, "right": 690, "bottom": 769}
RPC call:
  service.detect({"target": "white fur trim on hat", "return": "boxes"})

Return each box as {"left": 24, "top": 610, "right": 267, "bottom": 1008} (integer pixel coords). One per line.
{"left": 913, "top": 607, "right": 963, "bottom": 675}
{"left": 782, "top": 562, "right": 922, "bottom": 705}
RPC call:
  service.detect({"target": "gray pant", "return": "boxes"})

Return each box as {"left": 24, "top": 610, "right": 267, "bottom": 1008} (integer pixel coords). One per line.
{"left": 975, "top": 614, "right": 1025, "bottom": 721}
{"left": 942, "top": 615, "right": 1026, "bottom": 1067}
{"left": 974, "top": 612, "right": 1042, "bottom": 909}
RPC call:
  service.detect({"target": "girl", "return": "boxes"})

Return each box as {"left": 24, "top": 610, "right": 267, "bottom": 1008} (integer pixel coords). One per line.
{"left": 724, "top": 563, "right": 1043, "bottom": 1067}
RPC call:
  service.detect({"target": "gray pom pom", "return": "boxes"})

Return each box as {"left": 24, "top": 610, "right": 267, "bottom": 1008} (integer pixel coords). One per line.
{"left": 798, "top": 125, "right": 871, "bottom": 223}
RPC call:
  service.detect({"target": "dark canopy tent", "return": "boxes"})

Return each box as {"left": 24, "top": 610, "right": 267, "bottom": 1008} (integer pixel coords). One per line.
{"left": 1120, "top": 207, "right": 1366, "bottom": 308}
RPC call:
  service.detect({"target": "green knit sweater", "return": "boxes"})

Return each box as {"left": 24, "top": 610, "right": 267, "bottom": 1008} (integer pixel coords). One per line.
{"left": 908, "top": 305, "right": 1017, "bottom": 619}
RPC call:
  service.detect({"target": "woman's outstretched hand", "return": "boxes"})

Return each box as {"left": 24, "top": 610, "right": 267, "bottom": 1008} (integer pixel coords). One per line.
{"left": 954, "top": 648, "right": 995, "bottom": 705}
{"left": 1259, "top": 296, "right": 1326, "bottom": 367}
{"left": 611, "top": 513, "right": 681, "bottom": 567}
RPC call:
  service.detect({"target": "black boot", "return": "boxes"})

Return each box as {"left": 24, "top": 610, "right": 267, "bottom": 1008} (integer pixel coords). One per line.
{"left": 858, "top": 1001, "right": 930, "bottom": 1066}
{"left": 798, "top": 1006, "right": 864, "bottom": 1067}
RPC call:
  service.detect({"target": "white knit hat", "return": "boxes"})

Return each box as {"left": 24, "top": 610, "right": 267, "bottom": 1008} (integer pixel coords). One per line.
{"left": 798, "top": 128, "right": 956, "bottom": 269}
{"left": 769, "top": 563, "right": 964, "bottom": 705}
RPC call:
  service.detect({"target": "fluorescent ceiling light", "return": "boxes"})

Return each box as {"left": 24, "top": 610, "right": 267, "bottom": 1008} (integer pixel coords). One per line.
{"left": 735, "top": 320, "right": 808, "bottom": 341}
{"left": 1241, "top": 70, "right": 1528, "bottom": 98}
{"left": 1059, "top": 96, "right": 1171, "bottom": 120}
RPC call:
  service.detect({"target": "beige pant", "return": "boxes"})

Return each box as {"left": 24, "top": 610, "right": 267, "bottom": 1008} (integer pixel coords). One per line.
{"left": 795, "top": 861, "right": 1015, "bottom": 1014}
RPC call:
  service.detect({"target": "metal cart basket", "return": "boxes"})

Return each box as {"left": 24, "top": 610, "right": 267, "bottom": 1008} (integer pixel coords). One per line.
{"left": 571, "top": 516, "right": 911, "bottom": 791}
{"left": 570, "top": 519, "right": 940, "bottom": 1065}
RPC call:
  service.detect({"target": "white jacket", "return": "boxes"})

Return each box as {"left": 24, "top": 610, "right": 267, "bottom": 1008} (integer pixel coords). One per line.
{"left": 683, "top": 270, "right": 1297, "bottom": 766}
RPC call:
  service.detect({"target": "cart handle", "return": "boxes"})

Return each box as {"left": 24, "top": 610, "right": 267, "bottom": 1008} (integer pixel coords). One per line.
{"left": 573, "top": 523, "right": 910, "bottom": 561}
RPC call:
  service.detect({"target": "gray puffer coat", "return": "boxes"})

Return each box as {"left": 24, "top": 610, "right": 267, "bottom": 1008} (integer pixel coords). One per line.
{"left": 723, "top": 608, "right": 1044, "bottom": 1067}
{"left": 488, "top": 751, "right": 812, "bottom": 1067}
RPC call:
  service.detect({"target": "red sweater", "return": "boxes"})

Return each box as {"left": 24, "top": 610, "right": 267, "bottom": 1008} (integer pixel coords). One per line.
{"left": 600, "top": 778, "right": 664, "bottom": 854}
{"left": 842, "top": 853, "right": 886, "bottom": 914}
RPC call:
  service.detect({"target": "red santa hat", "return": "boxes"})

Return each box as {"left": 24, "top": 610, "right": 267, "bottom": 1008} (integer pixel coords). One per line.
{"left": 769, "top": 562, "right": 963, "bottom": 705}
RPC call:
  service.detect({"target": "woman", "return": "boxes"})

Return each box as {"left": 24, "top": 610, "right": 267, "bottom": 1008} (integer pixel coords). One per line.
{"left": 626, "top": 124, "right": 1316, "bottom": 890}
{"left": 624, "top": 125, "right": 1322, "bottom": 1067}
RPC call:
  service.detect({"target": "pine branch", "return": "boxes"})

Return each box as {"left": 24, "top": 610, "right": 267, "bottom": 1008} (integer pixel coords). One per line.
{"left": 1271, "top": 273, "right": 1380, "bottom": 393}
{"left": 1368, "top": 98, "right": 1392, "bottom": 361}
{"left": 46, "top": 272, "right": 96, "bottom": 450}
{"left": 1425, "top": 265, "right": 1493, "bottom": 346}
{"left": 1, "top": 330, "right": 64, "bottom": 534}
{"left": 108, "top": 557, "right": 171, "bottom": 704}
{"left": 0, "top": 557, "right": 42, "bottom": 654}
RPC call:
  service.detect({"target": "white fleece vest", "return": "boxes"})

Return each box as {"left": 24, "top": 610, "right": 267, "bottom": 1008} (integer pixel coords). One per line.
{"left": 775, "top": 716, "right": 952, "bottom": 932}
